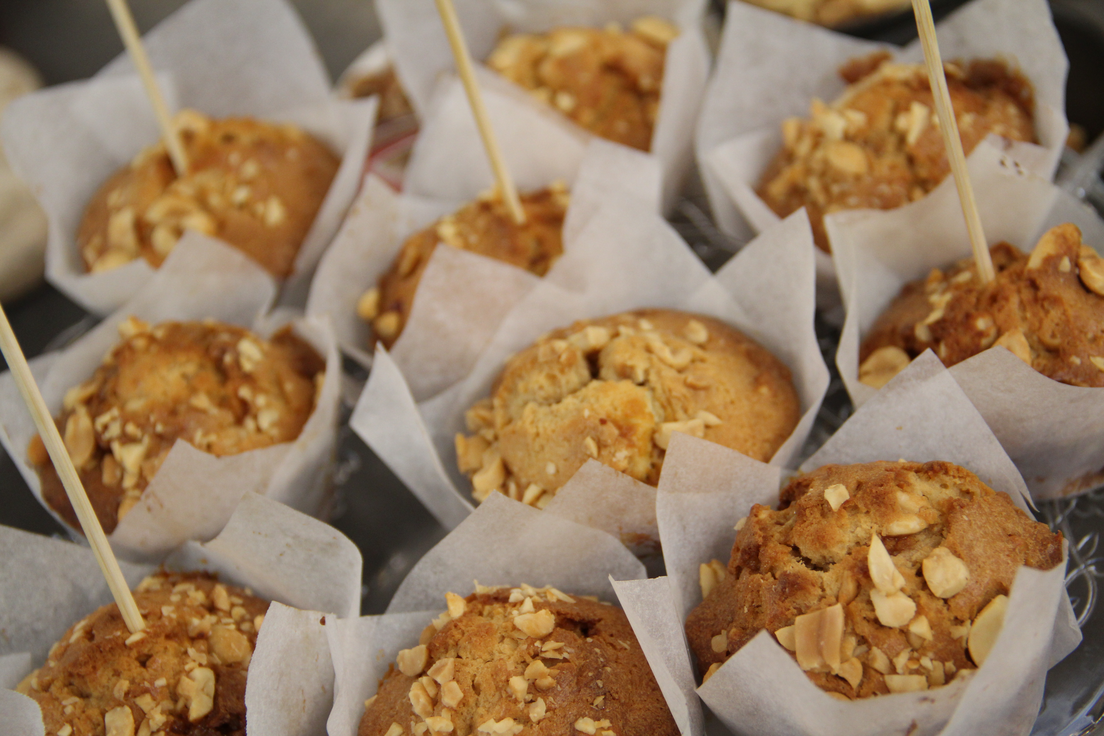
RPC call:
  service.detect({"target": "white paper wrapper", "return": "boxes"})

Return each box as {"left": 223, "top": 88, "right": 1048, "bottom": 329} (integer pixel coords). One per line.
{"left": 0, "top": 0, "right": 377, "bottom": 315}
{"left": 616, "top": 352, "right": 1081, "bottom": 736}
{"left": 0, "top": 235, "right": 343, "bottom": 560}
{"left": 376, "top": 0, "right": 710, "bottom": 211}
{"left": 350, "top": 202, "right": 829, "bottom": 539}
{"left": 1, "top": 492, "right": 362, "bottom": 736}
{"left": 325, "top": 492, "right": 697, "bottom": 736}
{"left": 833, "top": 161, "right": 1104, "bottom": 500}
{"left": 696, "top": 0, "right": 1068, "bottom": 306}
{"left": 306, "top": 137, "right": 661, "bottom": 397}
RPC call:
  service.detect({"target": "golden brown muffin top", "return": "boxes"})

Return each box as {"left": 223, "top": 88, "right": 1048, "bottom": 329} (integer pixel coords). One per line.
{"left": 357, "top": 184, "right": 569, "bottom": 349}
{"left": 485, "top": 17, "right": 678, "bottom": 151}
{"left": 685, "top": 460, "right": 1063, "bottom": 699}
{"left": 359, "top": 584, "right": 679, "bottom": 736}
{"left": 756, "top": 53, "right": 1035, "bottom": 252}
{"left": 456, "top": 309, "right": 801, "bottom": 510}
{"left": 17, "top": 571, "right": 269, "bottom": 736}
{"left": 859, "top": 223, "right": 1104, "bottom": 390}
{"left": 738, "top": 0, "right": 910, "bottom": 27}
{"left": 78, "top": 110, "right": 339, "bottom": 278}
{"left": 30, "top": 317, "right": 325, "bottom": 535}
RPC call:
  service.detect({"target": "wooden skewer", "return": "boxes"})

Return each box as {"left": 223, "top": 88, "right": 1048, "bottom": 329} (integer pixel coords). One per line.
{"left": 105, "top": 0, "right": 189, "bottom": 177}
{"left": 0, "top": 306, "right": 146, "bottom": 634}
{"left": 911, "top": 0, "right": 994, "bottom": 284}
{"left": 433, "top": 0, "right": 527, "bottom": 225}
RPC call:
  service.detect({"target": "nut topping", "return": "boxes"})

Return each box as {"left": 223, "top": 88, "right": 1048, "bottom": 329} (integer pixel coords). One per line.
{"left": 922, "top": 547, "right": 970, "bottom": 598}
{"left": 870, "top": 589, "right": 916, "bottom": 628}
{"left": 824, "top": 483, "right": 849, "bottom": 511}
{"left": 858, "top": 346, "right": 910, "bottom": 389}
{"left": 397, "top": 645, "right": 429, "bottom": 677}
{"left": 967, "top": 594, "right": 1008, "bottom": 666}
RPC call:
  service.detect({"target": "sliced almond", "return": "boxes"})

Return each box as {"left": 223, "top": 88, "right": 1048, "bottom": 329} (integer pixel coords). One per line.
{"left": 870, "top": 590, "right": 916, "bottom": 628}
{"left": 922, "top": 547, "right": 970, "bottom": 598}
{"left": 884, "top": 674, "right": 928, "bottom": 694}
{"left": 867, "top": 534, "right": 905, "bottom": 594}
{"left": 967, "top": 594, "right": 1008, "bottom": 666}
{"left": 858, "top": 346, "right": 910, "bottom": 389}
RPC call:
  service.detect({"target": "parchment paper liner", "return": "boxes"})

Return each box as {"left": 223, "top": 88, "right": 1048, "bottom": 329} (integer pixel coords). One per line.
{"left": 613, "top": 352, "right": 1081, "bottom": 736}
{"left": 324, "top": 492, "right": 702, "bottom": 736}
{"left": 832, "top": 158, "right": 1104, "bottom": 500}
{"left": 0, "top": 492, "right": 362, "bottom": 736}
{"left": 0, "top": 0, "right": 377, "bottom": 316}
{"left": 375, "top": 0, "right": 710, "bottom": 211}
{"left": 349, "top": 205, "right": 829, "bottom": 541}
{"left": 306, "top": 138, "right": 662, "bottom": 398}
{"left": 0, "top": 235, "right": 343, "bottom": 561}
{"left": 695, "top": 0, "right": 1068, "bottom": 308}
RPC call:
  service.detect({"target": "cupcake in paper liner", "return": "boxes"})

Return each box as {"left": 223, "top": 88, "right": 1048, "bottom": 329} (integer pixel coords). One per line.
{"left": 338, "top": 40, "right": 419, "bottom": 192}
{"left": 0, "top": 492, "right": 362, "bottom": 736}
{"left": 831, "top": 153, "right": 1104, "bottom": 500}
{"left": 306, "top": 138, "right": 661, "bottom": 399}
{"left": 0, "top": 0, "right": 376, "bottom": 316}
{"left": 325, "top": 492, "right": 701, "bottom": 736}
{"left": 695, "top": 0, "right": 1067, "bottom": 308}
{"left": 376, "top": 0, "right": 710, "bottom": 211}
{"left": 349, "top": 203, "right": 828, "bottom": 551}
{"left": 612, "top": 353, "right": 1080, "bottom": 736}
{"left": 0, "top": 235, "right": 342, "bottom": 561}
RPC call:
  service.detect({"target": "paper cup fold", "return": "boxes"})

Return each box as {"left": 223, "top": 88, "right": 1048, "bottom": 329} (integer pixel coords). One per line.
{"left": 696, "top": 0, "right": 1068, "bottom": 303}
{"left": 1, "top": 0, "right": 376, "bottom": 315}
{"left": 0, "top": 493, "right": 362, "bottom": 736}
{"left": 306, "top": 138, "right": 661, "bottom": 398}
{"left": 617, "top": 353, "right": 1080, "bottom": 736}
{"left": 833, "top": 160, "right": 1104, "bottom": 500}
{"left": 377, "top": 0, "right": 710, "bottom": 211}
{"left": 349, "top": 204, "right": 829, "bottom": 544}
{"left": 327, "top": 492, "right": 662, "bottom": 736}
{"left": 0, "top": 235, "right": 343, "bottom": 560}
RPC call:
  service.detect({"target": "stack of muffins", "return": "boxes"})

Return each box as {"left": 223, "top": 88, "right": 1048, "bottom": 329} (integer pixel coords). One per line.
{"left": 0, "top": 0, "right": 1097, "bottom": 735}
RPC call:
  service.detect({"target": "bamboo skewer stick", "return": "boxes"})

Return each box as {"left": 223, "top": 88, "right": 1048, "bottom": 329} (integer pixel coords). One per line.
{"left": 0, "top": 306, "right": 146, "bottom": 634}
{"left": 105, "top": 0, "right": 190, "bottom": 177}
{"left": 433, "top": 0, "right": 526, "bottom": 225}
{"left": 911, "top": 0, "right": 995, "bottom": 284}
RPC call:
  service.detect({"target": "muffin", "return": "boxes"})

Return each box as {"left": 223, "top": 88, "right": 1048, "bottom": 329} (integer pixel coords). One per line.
{"left": 485, "top": 16, "right": 679, "bottom": 151}
{"left": 16, "top": 571, "right": 269, "bottom": 736}
{"left": 455, "top": 309, "right": 801, "bottom": 509}
{"left": 756, "top": 53, "right": 1036, "bottom": 252}
{"left": 858, "top": 223, "right": 1104, "bottom": 390}
{"left": 739, "top": 0, "right": 910, "bottom": 28}
{"left": 77, "top": 109, "right": 340, "bottom": 278}
{"left": 685, "top": 460, "right": 1063, "bottom": 698}
{"left": 357, "top": 183, "right": 569, "bottom": 349}
{"left": 28, "top": 316, "right": 326, "bottom": 534}
{"left": 358, "top": 584, "right": 679, "bottom": 736}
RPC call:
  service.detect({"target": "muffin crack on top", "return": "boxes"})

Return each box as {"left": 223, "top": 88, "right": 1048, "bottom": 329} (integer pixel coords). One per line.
{"left": 358, "top": 584, "right": 678, "bottom": 736}
{"left": 686, "top": 460, "right": 1063, "bottom": 699}
{"left": 456, "top": 310, "right": 800, "bottom": 510}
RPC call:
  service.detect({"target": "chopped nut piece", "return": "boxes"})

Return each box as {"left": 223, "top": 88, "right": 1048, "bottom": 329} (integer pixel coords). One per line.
{"left": 994, "top": 329, "right": 1032, "bottom": 365}
{"left": 837, "top": 657, "right": 863, "bottom": 690}
{"left": 210, "top": 625, "right": 252, "bottom": 665}
{"left": 397, "top": 645, "right": 429, "bottom": 677}
{"left": 858, "top": 346, "right": 910, "bottom": 389}
{"left": 357, "top": 288, "right": 381, "bottom": 322}
{"left": 428, "top": 657, "right": 456, "bottom": 684}
{"left": 699, "top": 559, "right": 727, "bottom": 600}
{"left": 445, "top": 592, "right": 467, "bottom": 619}
{"left": 922, "top": 547, "right": 970, "bottom": 598}
{"left": 867, "top": 534, "right": 905, "bottom": 594}
{"left": 441, "top": 680, "right": 464, "bottom": 708}
{"left": 179, "top": 667, "right": 215, "bottom": 722}
{"left": 884, "top": 674, "right": 928, "bottom": 693}
{"left": 409, "top": 681, "right": 434, "bottom": 719}
{"left": 774, "top": 625, "right": 796, "bottom": 651}
{"left": 967, "top": 594, "right": 1008, "bottom": 666}
{"left": 884, "top": 514, "right": 928, "bottom": 536}
{"left": 870, "top": 589, "right": 916, "bottom": 628}
{"left": 104, "top": 706, "right": 135, "bottom": 736}
{"left": 908, "top": 615, "right": 933, "bottom": 641}
{"left": 1078, "top": 249, "right": 1104, "bottom": 295}
{"left": 868, "top": 647, "right": 891, "bottom": 674}
{"left": 824, "top": 483, "right": 849, "bottom": 511}
{"left": 384, "top": 723, "right": 405, "bottom": 736}
{"left": 514, "top": 609, "right": 556, "bottom": 638}
{"left": 711, "top": 633, "right": 728, "bottom": 653}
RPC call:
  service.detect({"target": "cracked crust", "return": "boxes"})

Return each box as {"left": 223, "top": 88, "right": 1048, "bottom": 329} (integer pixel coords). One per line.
{"left": 859, "top": 223, "right": 1104, "bottom": 389}
{"left": 17, "top": 572, "right": 269, "bottom": 736}
{"left": 31, "top": 318, "right": 325, "bottom": 535}
{"left": 362, "top": 185, "right": 569, "bottom": 349}
{"left": 456, "top": 309, "right": 801, "bottom": 510}
{"left": 756, "top": 53, "right": 1035, "bottom": 252}
{"left": 685, "top": 460, "right": 1063, "bottom": 698}
{"left": 485, "top": 18, "right": 677, "bottom": 152}
{"left": 78, "top": 111, "right": 339, "bottom": 278}
{"left": 358, "top": 584, "right": 678, "bottom": 736}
